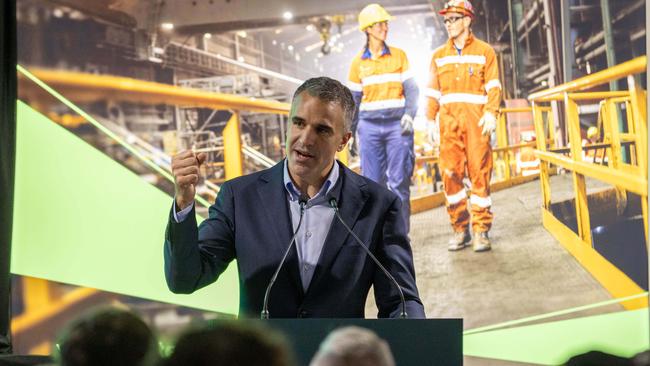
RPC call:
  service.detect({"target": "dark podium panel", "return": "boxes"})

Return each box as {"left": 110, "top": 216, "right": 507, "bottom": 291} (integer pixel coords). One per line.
{"left": 265, "top": 319, "right": 462, "bottom": 366}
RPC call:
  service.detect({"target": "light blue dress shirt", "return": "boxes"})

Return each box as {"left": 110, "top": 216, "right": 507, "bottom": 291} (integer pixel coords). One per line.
{"left": 174, "top": 160, "right": 340, "bottom": 291}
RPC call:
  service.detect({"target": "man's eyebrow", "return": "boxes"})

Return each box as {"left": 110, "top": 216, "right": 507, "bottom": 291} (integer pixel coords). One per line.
{"left": 292, "top": 116, "right": 305, "bottom": 123}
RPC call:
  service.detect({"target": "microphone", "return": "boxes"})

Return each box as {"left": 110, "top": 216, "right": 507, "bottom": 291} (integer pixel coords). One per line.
{"left": 328, "top": 196, "right": 408, "bottom": 318}
{"left": 261, "top": 193, "right": 309, "bottom": 319}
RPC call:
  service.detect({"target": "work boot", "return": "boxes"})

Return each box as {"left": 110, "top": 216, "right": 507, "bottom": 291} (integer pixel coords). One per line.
{"left": 473, "top": 231, "right": 491, "bottom": 252}
{"left": 448, "top": 229, "right": 471, "bottom": 251}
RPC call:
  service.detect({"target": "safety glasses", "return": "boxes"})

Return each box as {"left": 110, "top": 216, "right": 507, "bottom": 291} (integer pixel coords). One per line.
{"left": 443, "top": 16, "right": 465, "bottom": 25}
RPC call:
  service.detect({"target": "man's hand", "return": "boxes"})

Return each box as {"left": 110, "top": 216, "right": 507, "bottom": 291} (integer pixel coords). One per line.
{"left": 478, "top": 112, "right": 497, "bottom": 136}
{"left": 172, "top": 150, "right": 207, "bottom": 211}
{"left": 400, "top": 114, "right": 414, "bottom": 135}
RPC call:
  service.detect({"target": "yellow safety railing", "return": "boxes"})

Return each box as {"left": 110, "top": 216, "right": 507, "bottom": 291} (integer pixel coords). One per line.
{"left": 528, "top": 56, "right": 648, "bottom": 309}
{"left": 18, "top": 68, "right": 298, "bottom": 204}
{"left": 494, "top": 106, "right": 555, "bottom": 182}
{"left": 17, "top": 68, "right": 359, "bottom": 185}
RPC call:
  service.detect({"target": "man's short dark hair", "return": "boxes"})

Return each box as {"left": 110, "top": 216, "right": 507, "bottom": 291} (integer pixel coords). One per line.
{"left": 292, "top": 77, "right": 355, "bottom": 133}
{"left": 56, "top": 307, "right": 158, "bottom": 366}
{"left": 164, "top": 321, "right": 294, "bottom": 366}
{"left": 310, "top": 326, "right": 395, "bottom": 366}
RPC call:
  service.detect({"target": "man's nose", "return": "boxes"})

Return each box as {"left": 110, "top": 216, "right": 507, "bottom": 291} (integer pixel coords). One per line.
{"left": 297, "top": 126, "right": 317, "bottom": 145}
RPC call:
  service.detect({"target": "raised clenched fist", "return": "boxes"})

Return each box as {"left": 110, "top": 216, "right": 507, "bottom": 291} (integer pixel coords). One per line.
{"left": 171, "top": 150, "right": 207, "bottom": 211}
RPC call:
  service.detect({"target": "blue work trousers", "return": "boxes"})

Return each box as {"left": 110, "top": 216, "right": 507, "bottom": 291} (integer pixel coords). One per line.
{"left": 358, "top": 118, "right": 414, "bottom": 231}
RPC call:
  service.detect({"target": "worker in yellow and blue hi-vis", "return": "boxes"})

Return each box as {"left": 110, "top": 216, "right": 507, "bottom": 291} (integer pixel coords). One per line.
{"left": 347, "top": 3, "right": 419, "bottom": 232}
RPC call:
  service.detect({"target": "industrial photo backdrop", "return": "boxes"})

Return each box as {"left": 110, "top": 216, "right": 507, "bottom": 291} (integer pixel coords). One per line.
{"left": 8, "top": 0, "right": 649, "bottom": 364}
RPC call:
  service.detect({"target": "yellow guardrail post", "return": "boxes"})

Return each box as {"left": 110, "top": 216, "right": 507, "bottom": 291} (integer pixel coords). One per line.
{"left": 625, "top": 100, "right": 635, "bottom": 137}
{"left": 496, "top": 112, "right": 510, "bottom": 181}
{"left": 532, "top": 102, "right": 551, "bottom": 209}
{"left": 545, "top": 107, "right": 556, "bottom": 148}
{"left": 565, "top": 93, "right": 592, "bottom": 246}
{"left": 602, "top": 100, "right": 621, "bottom": 168}
{"left": 223, "top": 112, "right": 243, "bottom": 180}
{"left": 603, "top": 100, "right": 629, "bottom": 212}
{"left": 627, "top": 76, "right": 648, "bottom": 244}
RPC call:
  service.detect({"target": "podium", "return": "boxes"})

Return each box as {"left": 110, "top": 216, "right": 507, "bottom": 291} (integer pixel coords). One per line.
{"left": 0, "top": 320, "right": 462, "bottom": 366}
{"left": 264, "top": 319, "right": 462, "bottom": 366}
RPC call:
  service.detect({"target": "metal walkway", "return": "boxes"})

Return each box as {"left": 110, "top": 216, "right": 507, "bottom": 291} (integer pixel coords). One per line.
{"left": 367, "top": 175, "right": 623, "bottom": 331}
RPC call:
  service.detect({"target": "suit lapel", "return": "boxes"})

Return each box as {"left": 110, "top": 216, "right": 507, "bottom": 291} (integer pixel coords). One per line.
{"left": 305, "top": 165, "right": 368, "bottom": 298}
{"left": 256, "top": 161, "right": 304, "bottom": 298}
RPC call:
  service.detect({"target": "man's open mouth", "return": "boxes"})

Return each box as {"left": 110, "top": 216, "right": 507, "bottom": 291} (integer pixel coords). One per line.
{"left": 295, "top": 149, "right": 314, "bottom": 159}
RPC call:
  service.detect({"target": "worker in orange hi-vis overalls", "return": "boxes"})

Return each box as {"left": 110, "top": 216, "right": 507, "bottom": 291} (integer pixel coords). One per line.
{"left": 425, "top": 0, "right": 502, "bottom": 252}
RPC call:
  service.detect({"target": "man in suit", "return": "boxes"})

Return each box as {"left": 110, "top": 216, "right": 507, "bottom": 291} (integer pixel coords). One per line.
{"left": 165, "top": 77, "right": 425, "bottom": 318}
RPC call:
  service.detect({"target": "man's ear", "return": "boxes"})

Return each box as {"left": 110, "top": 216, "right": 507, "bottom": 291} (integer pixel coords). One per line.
{"left": 338, "top": 132, "right": 352, "bottom": 151}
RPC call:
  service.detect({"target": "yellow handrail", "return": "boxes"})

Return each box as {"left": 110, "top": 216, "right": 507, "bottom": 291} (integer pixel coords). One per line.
{"left": 528, "top": 56, "right": 646, "bottom": 101}
{"left": 18, "top": 68, "right": 291, "bottom": 115}
{"left": 18, "top": 67, "right": 295, "bottom": 197}
{"left": 528, "top": 56, "right": 648, "bottom": 309}
{"left": 535, "top": 91, "right": 630, "bottom": 102}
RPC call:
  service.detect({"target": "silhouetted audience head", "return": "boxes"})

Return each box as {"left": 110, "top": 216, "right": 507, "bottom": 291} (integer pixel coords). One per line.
{"left": 55, "top": 307, "right": 158, "bottom": 366}
{"left": 164, "top": 321, "right": 294, "bottom": 366}
{"left": 309, "top": 326, "right": 395, "bottom": 366}
{"left": 632, "top": 350, "right": 649, "bottom": 365}
{"left": 565, "top": 351, "right": 648, "bottom": 366}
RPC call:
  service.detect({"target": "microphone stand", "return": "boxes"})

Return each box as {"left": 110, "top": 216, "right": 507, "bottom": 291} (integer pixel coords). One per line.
{"left": 329, "top": 197, "right": 408, "bottom": 319}
{"left": 261, "top": 195, "right": 308, "bottom": 319}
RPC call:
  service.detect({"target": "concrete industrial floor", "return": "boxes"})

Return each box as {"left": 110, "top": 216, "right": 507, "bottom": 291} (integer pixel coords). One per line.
{"left": 366, "top": 173, "right": 625, "bottom": 365}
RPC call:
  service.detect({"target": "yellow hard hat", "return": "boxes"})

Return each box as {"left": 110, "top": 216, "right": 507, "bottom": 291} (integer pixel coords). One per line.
{"left": 439, "top": 0, "right": 475, "bottom": 18}
{"left": 358, "top": 4, "right": 393, "bottom": 31}
{"left": 587, "top": 126, "right": 598, "bottom": 139}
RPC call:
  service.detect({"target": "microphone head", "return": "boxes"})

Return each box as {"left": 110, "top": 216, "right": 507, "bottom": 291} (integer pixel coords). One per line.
{"left": 328, "top": 196, "right": 338, "bottom": 209}
{"left": 298, "top": 193, "right": 309, "bottom": 206}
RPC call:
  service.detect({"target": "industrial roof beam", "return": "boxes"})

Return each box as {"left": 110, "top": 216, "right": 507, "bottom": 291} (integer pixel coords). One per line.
{"left": 155, "top": 1, "right": 428, "bottom": 35}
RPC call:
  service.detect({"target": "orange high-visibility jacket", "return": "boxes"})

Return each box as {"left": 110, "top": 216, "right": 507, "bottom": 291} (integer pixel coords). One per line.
{"left": 425, "top": 33, "right": 501, "bottom": 122}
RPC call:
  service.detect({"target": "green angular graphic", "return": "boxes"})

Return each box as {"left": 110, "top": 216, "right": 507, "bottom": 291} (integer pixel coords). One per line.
{"left": 465, "top": 308, "right": 649, "bottom": 364}
{"left": 12, "top": 101, "right": 239, "bottom": 315}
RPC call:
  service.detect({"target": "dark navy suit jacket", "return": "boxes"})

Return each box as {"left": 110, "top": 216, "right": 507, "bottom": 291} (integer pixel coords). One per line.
{"left": 164, "top": 161, "right": 425, "bottom": 318}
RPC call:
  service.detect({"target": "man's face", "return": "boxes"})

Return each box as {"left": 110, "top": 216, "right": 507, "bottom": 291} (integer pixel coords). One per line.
{"left": 443, "top": 12, "right": 470, "bottom": 39}
{"left": 366, "top": 21, "right": 388, "bottom": 42}
{"left": 286, "top": 92, "right": 351, "bottom": 185}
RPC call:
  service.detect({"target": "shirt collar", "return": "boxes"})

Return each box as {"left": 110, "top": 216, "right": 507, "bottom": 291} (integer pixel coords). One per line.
{"left": 361, "top": 42, "right": 391, "bottom": 60}
{"left": 283, "top": 159, "right": 340, "bottom": 202}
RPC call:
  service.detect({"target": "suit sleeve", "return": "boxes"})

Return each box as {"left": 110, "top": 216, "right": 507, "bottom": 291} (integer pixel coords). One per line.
{"left": 401, "top": 51, "right": 419, "bottom": 119}
{"left": 348, "top": 57, "right": 363, "bottom": 136}
{"left": 425, "top": 55, "right": 442, "bottom": 121}
{"left": 373, "top": 196, "right": 426, "bottom": 318}
{"left": 164, "top": 182, "right": 236, "bottom": 294}
{"left": 484, "top": 46, "right": 502, "bottom": 116}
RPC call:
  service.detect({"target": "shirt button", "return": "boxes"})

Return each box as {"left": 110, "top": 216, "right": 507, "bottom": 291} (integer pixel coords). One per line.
{"left": 306, "top": 231, "right": 312, "bottom": 238}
